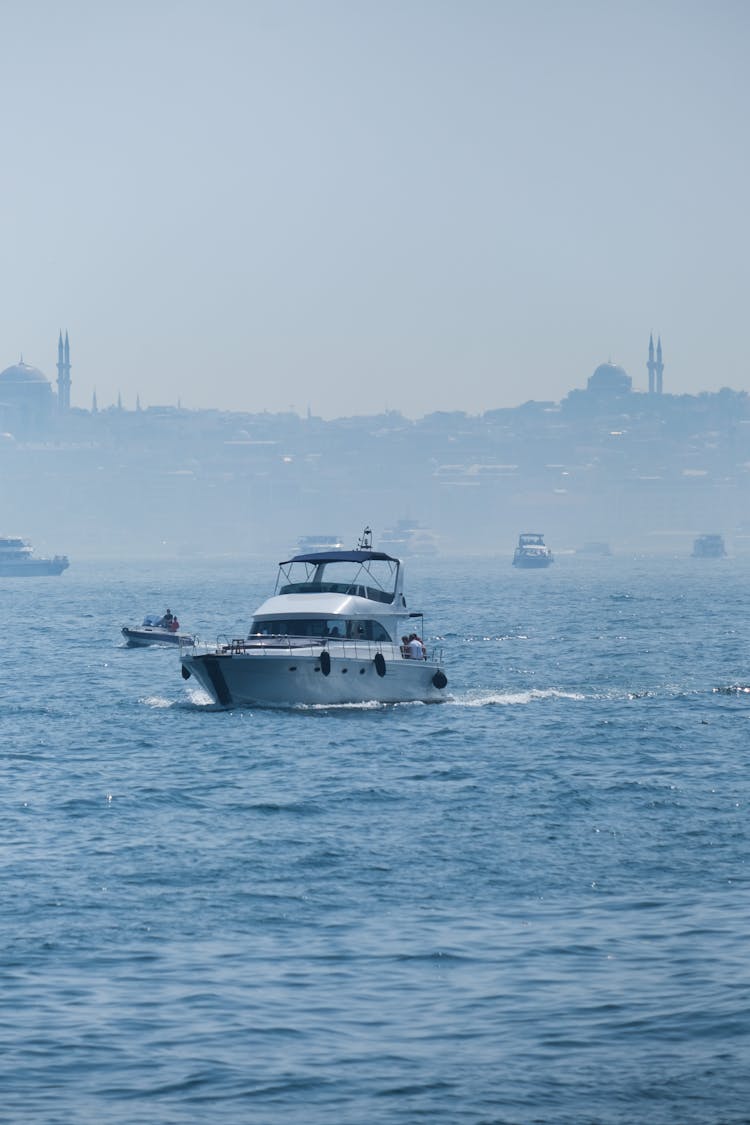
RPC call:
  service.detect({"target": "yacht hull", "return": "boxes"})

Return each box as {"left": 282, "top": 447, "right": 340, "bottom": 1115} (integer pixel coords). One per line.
{"left": 0, "top": 559, "right": 69, "bottom": 577}
{"left": 512, "top": 554, "right": 553, "bottom": 568}
{"left": 181, "top": 645, "right": 448, "bottom": 707}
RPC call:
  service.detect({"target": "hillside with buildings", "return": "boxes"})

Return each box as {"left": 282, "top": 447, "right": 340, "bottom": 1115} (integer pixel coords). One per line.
{"left": 1, "top": 335, "right": 748, "bottom": 558}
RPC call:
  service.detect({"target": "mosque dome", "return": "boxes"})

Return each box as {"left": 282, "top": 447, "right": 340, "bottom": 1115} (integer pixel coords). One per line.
{"left": 0, "top": 360, "right": 51, "bottom": 386}
{"left": 0, "top": 357, "right": 54, "bottom": 435}
{"left": 587, "top": 362, "right": 632, "bottom": 395}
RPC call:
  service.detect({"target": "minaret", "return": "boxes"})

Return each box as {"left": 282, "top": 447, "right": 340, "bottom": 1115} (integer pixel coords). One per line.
{"left": 656, "top": 336, "right": 664, "bottom": 395}
{"left": 647, "top": 333, "right": 656, "bottom": 394}
{"left": 56, "top": 332, "right": 65, "bottom": 408}
{"left": 92, "top": 389, "right": 98, "bottom": 413}
{"left": 56, "top": 329, "right": 72, "bottom": 411}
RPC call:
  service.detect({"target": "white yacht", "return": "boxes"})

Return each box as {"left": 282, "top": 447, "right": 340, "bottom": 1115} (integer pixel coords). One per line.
{"left": 180, "top": 528, "right": 448, "bottom": 707}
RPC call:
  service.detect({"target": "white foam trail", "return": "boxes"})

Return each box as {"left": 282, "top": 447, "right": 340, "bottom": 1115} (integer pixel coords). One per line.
{"left": 186, "top": 686, "right": 216, "bottom": 706}
{"left": 299, "top": 699, "right": 391, "bottom": 711}
{"left": 140, "top": 695, "right": 174, "bottom": 708}
{"left": 450, "top": 688, "right": 586, "bottom": 707}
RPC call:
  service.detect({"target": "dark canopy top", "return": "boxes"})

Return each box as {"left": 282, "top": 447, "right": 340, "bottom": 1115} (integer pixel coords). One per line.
{"left": 282, "top": 550, "right": 398, "bottom": 565}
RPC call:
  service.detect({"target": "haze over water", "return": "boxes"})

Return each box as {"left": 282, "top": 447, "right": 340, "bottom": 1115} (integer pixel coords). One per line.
{"left": 2, "top": 553, "right": 749, "bottom": 1123}
{"left": 3, "top": 0, "right": 749, "bottom": 415}
{"left": 3, "top": 1, "right": 749, "bottom": 1117}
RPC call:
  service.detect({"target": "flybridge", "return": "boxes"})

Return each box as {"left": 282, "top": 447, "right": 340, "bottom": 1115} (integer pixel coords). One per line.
{"left": 284, "top": 550, "right": 397, "bottom": 564}
{"left": 275, "top": 552, "right": 401, "bottom": 606}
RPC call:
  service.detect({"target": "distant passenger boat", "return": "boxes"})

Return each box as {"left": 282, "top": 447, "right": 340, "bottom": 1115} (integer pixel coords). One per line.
{"left": 0, "top": 535, "right": 69, "bottom": 577}
{"left": 380, "top": 519, "right": 438, "bottom": 556}
{"left": 692, "top": 534, "right": 726, "bottom": 558}
{"left": 513, "top": 532, "right": 554, "bottom": 568}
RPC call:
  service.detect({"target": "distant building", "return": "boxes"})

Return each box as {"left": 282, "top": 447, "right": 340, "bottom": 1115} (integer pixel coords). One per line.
{"left": 0, "top": 358, "right": 55, "bottom": 435}
{"left": 647, "top": 334, "right": 664, "bottom": 394}
{"left": 56, "top": 331, "right": 72, "bottom": 412}
{"left": 0, "top": 333, "right": 72, "bottom": 436}
{"left": 561, "top": 357, "right": 634, "bottom": 418}
{"left": 586, "top": 362, "right": 632, "bottom": 396}
{"left": 565, "top": 339, "right": 664, "bottom": 415}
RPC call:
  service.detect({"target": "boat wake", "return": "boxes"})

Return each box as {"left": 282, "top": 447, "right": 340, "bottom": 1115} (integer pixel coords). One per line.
{"left": 141, "top": 688, "right": 218, "bottom": 709}
{"left": 140, "top": 694, "right": 178, "bottom": 708}
{"left": 450, "top": 687, "right": 586, "bottom": 708}
{"left": 451, "top": 684, "right": 747, "bottom": 708}
{"left": 168, "top": 689, "right": 587, "bottom": 713}
{"left": 298, "top": 699, "right": 394, "bottom": 711}
{"left": 177, "top": 694, "right": 433, "bottom": 714}
{"left": 144, "top": 683, "right": 734, "bottom": 713}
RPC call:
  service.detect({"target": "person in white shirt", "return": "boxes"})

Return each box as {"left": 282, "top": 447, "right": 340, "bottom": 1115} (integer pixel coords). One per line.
{"left": 408, "top": 633, "right": 426, "bottom": 660}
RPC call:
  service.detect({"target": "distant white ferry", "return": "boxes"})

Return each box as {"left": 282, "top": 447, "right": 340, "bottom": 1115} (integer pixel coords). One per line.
{"left": 380, "top": 519, "right": 438, "bottom": 556}
{"left": 0, "top": 536, "right": 69, "bottom": 577}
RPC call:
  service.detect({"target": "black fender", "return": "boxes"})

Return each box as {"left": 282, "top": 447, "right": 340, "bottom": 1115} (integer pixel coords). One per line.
{"left": 320, "top": 650, "right": 331, "bottom": 676}
{"left": 432, "top": 670, "right": 448, "bottom": 689}
{"left": 374, "top": 652, "right": 386, "bottom": 677}
{"left": 181, "top": 664, "right": 191, "bottom": 680}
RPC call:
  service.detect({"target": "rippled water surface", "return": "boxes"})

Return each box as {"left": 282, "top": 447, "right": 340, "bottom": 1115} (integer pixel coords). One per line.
{"left": 2, "top": 554, "right": 750, "bottom": 1123}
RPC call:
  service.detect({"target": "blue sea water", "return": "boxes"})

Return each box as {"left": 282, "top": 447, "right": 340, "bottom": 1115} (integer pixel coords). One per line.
{"left": 1, "top": 554, "right": 750, "bottom": 1124}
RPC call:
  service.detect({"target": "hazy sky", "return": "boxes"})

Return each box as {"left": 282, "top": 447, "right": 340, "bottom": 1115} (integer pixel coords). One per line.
{"left": 1, "top": 0, "right": 748, "bottom": 417}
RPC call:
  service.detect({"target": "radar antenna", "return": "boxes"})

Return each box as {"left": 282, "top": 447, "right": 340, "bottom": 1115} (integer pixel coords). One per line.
{"left": 357, "top": 526, "right": 373, "bottom": 551}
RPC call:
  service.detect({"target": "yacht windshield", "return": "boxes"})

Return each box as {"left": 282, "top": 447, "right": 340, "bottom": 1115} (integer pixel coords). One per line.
{"left": 250, "top": 617, "right": 392, "bottom": 641}
{"left": 277, "top": 556, "right": 398, "bottom": 604}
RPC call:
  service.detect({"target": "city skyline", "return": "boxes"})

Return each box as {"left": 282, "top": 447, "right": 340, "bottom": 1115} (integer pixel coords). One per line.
{"left": 1, "top": 0, "right": 748, "bottom": 418}
{"left": 0, "top": 330, "right": 676, "bottom": 417}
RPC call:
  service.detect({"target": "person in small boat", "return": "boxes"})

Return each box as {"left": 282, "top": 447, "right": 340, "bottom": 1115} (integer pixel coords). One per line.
{"left": 171, "top": 616, "right": 180, "bottom": 632}
{"left": 161, "top": 609, "right": 174, "bottom": 629}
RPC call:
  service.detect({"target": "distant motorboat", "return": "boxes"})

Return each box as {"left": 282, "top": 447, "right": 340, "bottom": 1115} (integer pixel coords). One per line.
{"left": 122, "top": 612, "right": 193, "bottom": 647}
{"left": 0, "top": 535, "right": 69, "bottom": 577}
{"left": 691, "top": 534, "right": 726, "bottom": 559}
{"left": 512, "top": 532, "right": 554, "bottom": 568}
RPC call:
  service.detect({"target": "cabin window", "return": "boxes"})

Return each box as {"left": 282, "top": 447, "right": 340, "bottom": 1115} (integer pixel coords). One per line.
{"left": 249, "top": 617, "right": 392, "bottom": 642}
